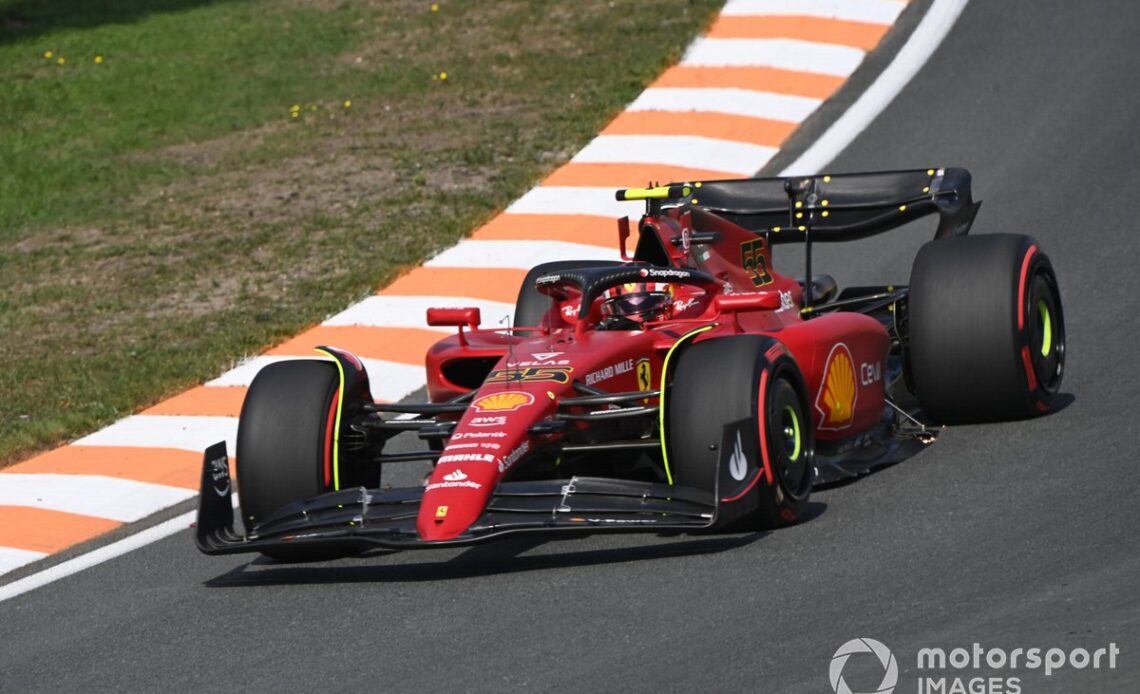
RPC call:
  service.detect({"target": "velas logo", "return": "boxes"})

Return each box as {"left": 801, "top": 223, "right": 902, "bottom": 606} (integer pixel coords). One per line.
{"left": 816, "top": 343, "right": 857, "bottom": 430}
{"left": 473, "top": 391, "right": 534, "bottom": 412}
{"left": 831, "top": 638, "right": 897, "bottom": 694}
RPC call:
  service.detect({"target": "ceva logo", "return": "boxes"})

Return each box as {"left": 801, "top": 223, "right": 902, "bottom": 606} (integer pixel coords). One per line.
{"left": 830, "top": 638, "right": 898, "bottom": 694}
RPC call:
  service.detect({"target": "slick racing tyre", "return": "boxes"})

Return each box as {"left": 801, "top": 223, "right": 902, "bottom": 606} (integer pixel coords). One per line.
{"left": 908, "top": 234, "right": 1065, "bottom": 423}
{"left": 513, "top": 259, "right": 622, "bottom": 332}
{"left": 236, "top": 359, "right": 348, "bottom": 561}
{"left": 668, "top": 335, "right": 813, "bottom": 531}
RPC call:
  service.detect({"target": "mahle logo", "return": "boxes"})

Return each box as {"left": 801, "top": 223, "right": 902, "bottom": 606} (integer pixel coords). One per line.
{"left": 831, "top": 638, "right": 898, "bottom": 694}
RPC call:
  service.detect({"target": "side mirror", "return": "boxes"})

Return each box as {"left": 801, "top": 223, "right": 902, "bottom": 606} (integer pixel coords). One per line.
{"left": 713, "top": 293, "right": 781, "bottom": 312}
{"left": 713, "top": 293, "right": 781, "bottom": 331}
{"left": 426, "top": 307, "right": 482, "bottom": 329}
{"left": 426, "top": 307, "right": 482, "bottom": 346}
{"left": 617, "top": 216, "right": 634, "bottom": 261}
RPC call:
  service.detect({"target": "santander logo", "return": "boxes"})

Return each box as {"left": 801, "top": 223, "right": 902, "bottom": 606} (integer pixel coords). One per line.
{"left": 425, "top": 469, "right": 482, "bottom": 492}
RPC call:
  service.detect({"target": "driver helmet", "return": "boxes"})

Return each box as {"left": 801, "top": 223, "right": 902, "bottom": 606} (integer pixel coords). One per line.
{"left": 600, "top": 282, "right": 673, "bottom": 325}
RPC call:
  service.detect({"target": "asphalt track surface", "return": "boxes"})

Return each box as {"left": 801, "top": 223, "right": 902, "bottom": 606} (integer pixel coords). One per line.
{"left": 2, "top": 1, "right": 1138, "bottom": 692}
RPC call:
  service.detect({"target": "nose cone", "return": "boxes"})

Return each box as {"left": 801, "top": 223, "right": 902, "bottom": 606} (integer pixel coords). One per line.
{"left": 416, "top": 460, "right": 498, "bottom": 541}
{"left": 416, "top": 397, "right": 550, "bottom": 539}
{"left": 417, "top": 371, "right": 564, "bottom": 540}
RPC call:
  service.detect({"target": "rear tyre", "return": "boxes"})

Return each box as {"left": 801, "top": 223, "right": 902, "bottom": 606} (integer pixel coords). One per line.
{"left": 514, "top": 259, "right": 622, "bottom": 331}
{"left": 668, "top": 336, "right": 813, "bottom": 531}
{"left": 908, "top": 234, "right": 1065, "bottom": 423}
{"left": 236, "top": 359, "right": 347, "bottom": 561}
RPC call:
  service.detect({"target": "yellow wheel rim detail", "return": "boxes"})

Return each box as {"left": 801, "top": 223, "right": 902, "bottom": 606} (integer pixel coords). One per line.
{"left": 1037, "top": 300, "right": 1052, "bottom": 357}
{"left": 784, "top": 404, "right": 801, "bottom": 461}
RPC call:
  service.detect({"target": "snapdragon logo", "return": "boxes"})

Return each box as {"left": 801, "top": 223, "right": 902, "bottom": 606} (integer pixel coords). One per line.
{"left": 830, "top": 638, "right": 898, "bottom": 694}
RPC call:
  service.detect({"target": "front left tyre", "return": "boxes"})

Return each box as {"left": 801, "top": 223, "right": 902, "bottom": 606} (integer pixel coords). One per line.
{"left": 236, "top": 359, "right": 346, "bottom": 561}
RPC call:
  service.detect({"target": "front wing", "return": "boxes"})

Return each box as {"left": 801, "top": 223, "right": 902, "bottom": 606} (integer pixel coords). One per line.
{"left": 195, "top": 443, "right": 718, "bottom": 555}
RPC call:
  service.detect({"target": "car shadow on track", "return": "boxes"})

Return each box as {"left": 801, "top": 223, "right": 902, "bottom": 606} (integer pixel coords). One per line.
{"left": 1051, "top": 392, "right": 1076, "bottom": 413}
{"left": 202, "top": 501, "right": 828, "bottom": 587}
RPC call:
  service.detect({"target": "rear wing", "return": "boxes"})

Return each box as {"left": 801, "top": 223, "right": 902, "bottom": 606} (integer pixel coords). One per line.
{"left": 618, "top": 167, "right": 981, "bottom": 243}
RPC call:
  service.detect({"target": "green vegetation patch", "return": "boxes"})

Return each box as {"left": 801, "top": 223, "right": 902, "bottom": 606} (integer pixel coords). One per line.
{"left": 0, "top": 0, "right": 721, "bottom": 464}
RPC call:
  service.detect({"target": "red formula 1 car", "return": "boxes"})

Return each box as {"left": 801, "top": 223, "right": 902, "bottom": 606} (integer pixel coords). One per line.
{"left": 196, "top": 168, "right": 1065, "bottom": 561}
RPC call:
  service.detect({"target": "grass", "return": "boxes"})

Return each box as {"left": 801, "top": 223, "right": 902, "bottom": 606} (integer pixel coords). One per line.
{"left": 0, "top": 0, "right": 722, "bottom": 465}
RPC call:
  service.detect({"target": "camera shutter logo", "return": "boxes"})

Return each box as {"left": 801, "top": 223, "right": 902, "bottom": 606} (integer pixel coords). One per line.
{"left": 830, "top": 638, "right": 897, "bottom": 694}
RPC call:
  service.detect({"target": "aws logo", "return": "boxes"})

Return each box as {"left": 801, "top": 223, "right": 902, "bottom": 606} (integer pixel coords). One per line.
{"left": 815, "top": 343, "right": 857, "bottom": 431}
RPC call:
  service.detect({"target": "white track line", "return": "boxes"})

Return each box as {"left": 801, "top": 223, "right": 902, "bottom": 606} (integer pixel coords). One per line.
{"left": 0, "top": 473, "right": 195, "bottom": 522}
{"left": 0, "top": 510, "right": 194, "bottom": 602}
{"left": 572, "top": 135, "right": 778, "bottom": 174}
{"left": 683, "top": 38, "right": 865, "bottom": 75}
{"left": 507, "top": 187, "right": 643, "bottom": 218}
{"left": 206, "top": 356, "right": 426, "bottom": 401}
{"left": 324, "top": 295, "right": 517, "bottom": 330}
{"left": 0, "top": 547, "right": 48, "bottom": 576}
{"left": 629, "top": 87, "right": 822, "bottom": 122}
{"left": 74, "top": 415, "right": 239, "bottom": 454}
{"left": 425, "top": 239, "right": 619, "bottom": 269}
{"left": 782, "top": 0, "right": 970, "bottom": 175}
{"left": 721, "top": 0, "right": 907, "bottom": 24}
{"left": 0, "top": 494, "right": 239, "bottom": 602}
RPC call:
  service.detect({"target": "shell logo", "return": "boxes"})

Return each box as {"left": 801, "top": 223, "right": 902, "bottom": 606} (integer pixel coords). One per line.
{"left": 815, "top": 343, "right": 857, "bottom": 430}
{"left": 473, "top": 391, "right": 535, "bottom": 412}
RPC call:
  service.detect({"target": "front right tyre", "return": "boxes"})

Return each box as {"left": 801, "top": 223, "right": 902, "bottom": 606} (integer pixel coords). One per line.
{"left": 668, "top": 335, "right": 813, "bottom": 530}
